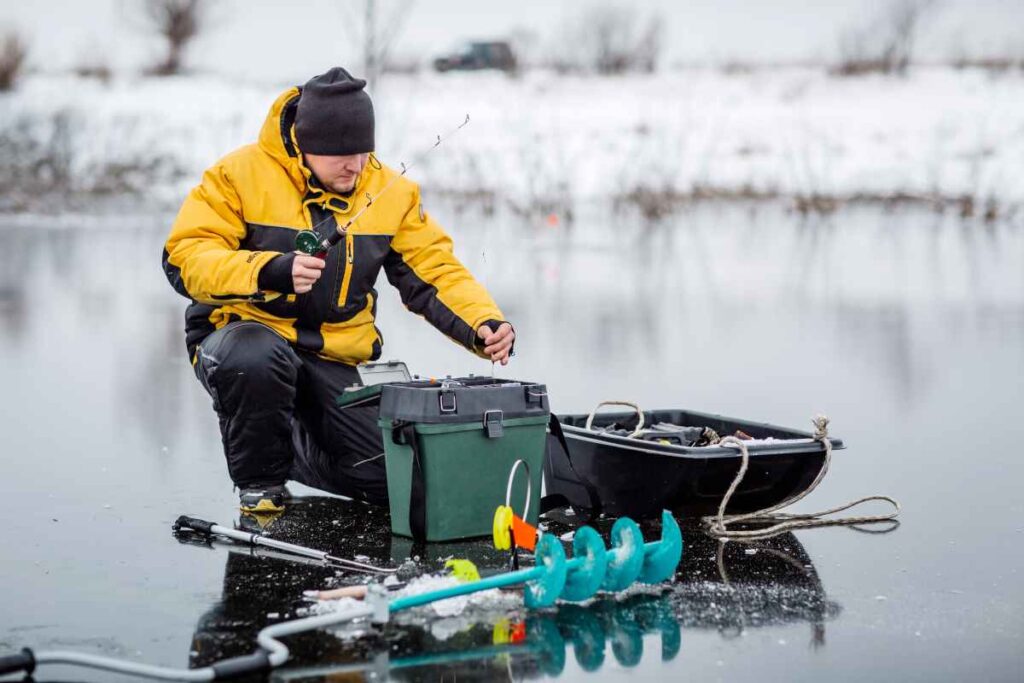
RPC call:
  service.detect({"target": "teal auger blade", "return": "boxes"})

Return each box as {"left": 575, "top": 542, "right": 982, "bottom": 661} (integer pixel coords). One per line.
{"left": 601, "top": 517, "right": 645, "bottom": 592}
{"left": 560, "top": 526, "right": 608, "bottom": 602}
{"left": 638, "top": 511, "right": 683, "bottom": 584}
{"left": 525, "top": 534, "right": 568, "bottom": 608}
{"left": 526, "top": 615, "right": 567, "bottom": 675}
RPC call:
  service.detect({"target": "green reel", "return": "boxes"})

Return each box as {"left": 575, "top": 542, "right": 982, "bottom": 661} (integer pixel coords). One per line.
{"left": 294, "top": 230, "right": 322, "bottom": 256}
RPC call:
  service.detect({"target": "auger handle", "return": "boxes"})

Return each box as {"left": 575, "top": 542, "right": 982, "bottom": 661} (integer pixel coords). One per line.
{"left": 209, "top": 650, "right": 273, "bottom": 680}
{"left": 173, "top": 515, "right": 216, "bottom": 535}
{"left": 0, "top": 648, "right": 34, "bottom": 675}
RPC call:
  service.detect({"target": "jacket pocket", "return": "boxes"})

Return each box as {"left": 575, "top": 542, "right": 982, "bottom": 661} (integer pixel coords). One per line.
{"left": 327, "top": 233, "right": 390, "bottom": 323}
{"left": 333, "top": 232, "right": 356, "bottom": 310}
{"left": 253, "top": 292, "right": 299, "bottom": 318}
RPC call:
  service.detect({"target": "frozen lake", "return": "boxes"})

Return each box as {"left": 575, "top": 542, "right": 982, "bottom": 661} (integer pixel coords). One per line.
{"left": 1, "top": 202, "right": 1022, "bottom": 681}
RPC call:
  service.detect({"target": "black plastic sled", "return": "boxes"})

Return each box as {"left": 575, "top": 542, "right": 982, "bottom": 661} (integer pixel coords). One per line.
{"left": 543, "top": 408, "right": 843, "bottom": 520}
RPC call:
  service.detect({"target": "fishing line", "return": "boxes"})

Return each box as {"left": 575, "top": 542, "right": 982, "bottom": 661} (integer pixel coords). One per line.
{"left": 481, "top": 245, "right": 496, "bottom": 377}
{"left": 296, "top": 114, "right": 472, "bottom": 256}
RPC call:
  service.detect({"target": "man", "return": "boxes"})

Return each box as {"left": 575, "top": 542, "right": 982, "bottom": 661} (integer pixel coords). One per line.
{"left": 162, "top": 67, "right": 514, "bottom": 514}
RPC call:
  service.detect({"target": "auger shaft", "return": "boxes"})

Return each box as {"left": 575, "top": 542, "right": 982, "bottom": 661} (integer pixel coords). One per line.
{"left": 389, "top": 565, "right": 545, "bottom": 612}
{"left": 391, "top": 512, "right": 683, "bottom": 612}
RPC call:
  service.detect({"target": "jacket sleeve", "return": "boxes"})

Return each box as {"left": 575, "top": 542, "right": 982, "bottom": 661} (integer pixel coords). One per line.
{"left": 162, "top": 162, "right": 283, "bottom": 304}
{"left": 383, "top": 187, "right": 504, "bottom": 357}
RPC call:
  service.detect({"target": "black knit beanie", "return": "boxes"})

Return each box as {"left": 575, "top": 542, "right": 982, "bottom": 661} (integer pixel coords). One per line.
{"left": 295, "top": 67, "right": 375, "bottom": 155}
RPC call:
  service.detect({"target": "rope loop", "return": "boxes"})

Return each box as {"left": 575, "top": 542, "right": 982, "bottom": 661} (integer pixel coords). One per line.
{"left": 702, "top": 414, "right": 901, "bottom": 541}
{"left": 584, "top": 400, "right": 645, "bottom": 437}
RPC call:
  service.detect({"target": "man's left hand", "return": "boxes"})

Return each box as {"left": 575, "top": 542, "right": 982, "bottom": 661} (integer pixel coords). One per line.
{"left": 477, "top": 323, "right": 515, "bottom": 365}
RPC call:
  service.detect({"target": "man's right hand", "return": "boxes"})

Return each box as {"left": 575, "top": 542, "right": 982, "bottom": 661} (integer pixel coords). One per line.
{"left": 293, "top": 253, "right": 326, "bottom": 293}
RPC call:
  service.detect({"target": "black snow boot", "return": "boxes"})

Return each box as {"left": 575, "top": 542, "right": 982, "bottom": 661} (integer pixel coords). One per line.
{"left": 238, "top": 484, "right": 291, "bottom": 513}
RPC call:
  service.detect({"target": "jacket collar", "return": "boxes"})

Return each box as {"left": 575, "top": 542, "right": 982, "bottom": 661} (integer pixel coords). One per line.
{"left": 257, "top": 86, "right": 365, "bottom": 214}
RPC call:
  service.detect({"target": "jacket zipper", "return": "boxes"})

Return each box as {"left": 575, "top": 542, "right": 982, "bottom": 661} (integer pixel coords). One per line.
{"left": 337, "top": 232, "right": 355, "bottom": 308}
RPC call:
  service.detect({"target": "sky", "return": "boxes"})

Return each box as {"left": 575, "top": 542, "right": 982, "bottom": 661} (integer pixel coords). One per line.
{"left": 1, "top": 0, "right": 1021, "bottom": 81}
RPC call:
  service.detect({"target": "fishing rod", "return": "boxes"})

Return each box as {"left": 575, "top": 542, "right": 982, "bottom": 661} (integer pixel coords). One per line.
{"left": 172, "top": 515, "right": 398, "bottom": 575}
{"left": 294, "top": 114, "right": 472, "bottom": 258}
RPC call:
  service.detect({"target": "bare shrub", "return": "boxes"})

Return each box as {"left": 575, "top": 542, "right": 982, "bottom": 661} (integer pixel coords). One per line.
{"left": 143, "top": 0, "right": 210, "bottom": 76}
{"left": 348, "top": 0, "right": 415, "bottom": 86}
{"left": 0, "top": 111, "right": 76, "bottom": 206}
{"left": 0, "top": 110, "right": 185, "bottom": 211}
{"left": 545, "top": 4, "right": 664, "bottom": 75}
{"left": 832, "top": 0, "right": 938, "bottom": 77}
{"left": 0, "top": 31, "right": 29, "bottom": 91}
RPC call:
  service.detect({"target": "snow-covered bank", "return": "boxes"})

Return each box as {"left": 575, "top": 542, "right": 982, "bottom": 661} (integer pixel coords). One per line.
{"left": 1, "top": 68, "right": 1021, "bottom": 218}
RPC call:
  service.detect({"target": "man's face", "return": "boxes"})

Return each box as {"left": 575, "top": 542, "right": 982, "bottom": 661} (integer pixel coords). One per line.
{"left": 304, "top": 152, "right": 369, "bottom": 194}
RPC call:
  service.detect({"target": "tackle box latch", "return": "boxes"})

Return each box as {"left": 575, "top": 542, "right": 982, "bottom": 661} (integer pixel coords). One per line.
{"left": 483, "top": 410, "right": 504, "bottom": 439}
{"left": 438, "top": 389, "right": 457, "bottom": 414}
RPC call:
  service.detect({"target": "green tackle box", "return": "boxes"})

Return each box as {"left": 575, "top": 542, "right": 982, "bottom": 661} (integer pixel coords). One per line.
{"left": 337, "top": 362, "right": 550, "bottom": 542}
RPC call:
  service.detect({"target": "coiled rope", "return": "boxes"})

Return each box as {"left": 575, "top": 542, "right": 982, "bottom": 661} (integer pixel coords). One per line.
{"left": 702, "top": 415, "right": 901, "bottom": 541}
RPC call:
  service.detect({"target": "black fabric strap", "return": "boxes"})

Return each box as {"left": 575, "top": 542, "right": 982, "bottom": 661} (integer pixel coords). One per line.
{"left": 545, "top": 414, "right": 603, "bottom": 520}
{"left": 394, "top": 421, "right": 427, "bottom": 542}
{"left": 539, "top": 493, "right": 571, "bottom": 514}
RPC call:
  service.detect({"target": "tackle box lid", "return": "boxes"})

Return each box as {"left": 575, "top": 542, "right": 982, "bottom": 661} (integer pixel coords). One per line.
{"left": 335, "top": 360, "right": 411, "bottom": 409}
{"left": 336, "top": 362, "right": 549, "bottom": 423}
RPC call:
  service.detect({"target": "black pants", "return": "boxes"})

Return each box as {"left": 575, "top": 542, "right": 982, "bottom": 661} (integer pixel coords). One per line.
{"left": 193, "top": 321, "right": 388, "bottom": 505}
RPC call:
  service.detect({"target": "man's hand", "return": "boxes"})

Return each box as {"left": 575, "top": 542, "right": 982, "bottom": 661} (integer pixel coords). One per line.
{"left": 477, "top": 322, "right": 515, "bottom": 365}
{"left": 293, "top": 253, "right": 326, "bottom": 294}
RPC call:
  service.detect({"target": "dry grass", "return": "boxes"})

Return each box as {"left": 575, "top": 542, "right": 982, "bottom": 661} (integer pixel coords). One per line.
{"left": 610, "top": 184, "right": 1015, "bottom": 224}
{"left": 0, "top": 110, "right": 184, "bottom": 211}
{"left": 831, "top": 0, "right": 936, "bottom": 77}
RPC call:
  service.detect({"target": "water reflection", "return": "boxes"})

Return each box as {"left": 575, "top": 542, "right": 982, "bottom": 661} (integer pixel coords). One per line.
{"left": 2, "top": 206, "right": 1021, "bottom": 455}
{"left": 176, "top": 497, "right": 837, "bottom": 681}
{"left": 672, "top": 531, "right": 839, "bottom": 648}
{"left": 1, "top": 204, "right": 1022, "bottom": 681}
{"left": 0, "top": 226, "right": 32, "bottom": 344}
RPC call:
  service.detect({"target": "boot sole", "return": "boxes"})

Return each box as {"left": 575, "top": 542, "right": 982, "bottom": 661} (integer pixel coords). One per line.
{"left": 239, "top": 498, "right": 286, "bottom": 513}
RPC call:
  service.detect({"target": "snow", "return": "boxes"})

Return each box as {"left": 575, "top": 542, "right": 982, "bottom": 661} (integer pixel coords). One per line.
{"left": 2, "top": 67, "right": 1021, "bottom": 211}
{"left": 308, "top": 573, "right": 520, "bottom": 619}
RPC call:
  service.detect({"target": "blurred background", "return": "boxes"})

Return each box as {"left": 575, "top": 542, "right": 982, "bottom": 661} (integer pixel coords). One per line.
{"left": 1, "top": 0, "right": 1023, "bottom": 214}
{"left": 1, "top": 2, "right": 1022, "bottom": 681}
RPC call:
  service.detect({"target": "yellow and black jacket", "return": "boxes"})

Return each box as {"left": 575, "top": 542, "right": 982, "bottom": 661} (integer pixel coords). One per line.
{"left": 162, "top": 87, "right": 503, "bottom": 364}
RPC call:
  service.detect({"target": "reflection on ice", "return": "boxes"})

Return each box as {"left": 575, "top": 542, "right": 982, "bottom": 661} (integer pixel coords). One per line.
{"left": 0, "top": 202, "right": 1021, "bottom": 680}
{"left": 671, "top": 530, "right": 840, "bottom": 648}
{"left": 178, "top": 495, "right": 837, "bottom": 680}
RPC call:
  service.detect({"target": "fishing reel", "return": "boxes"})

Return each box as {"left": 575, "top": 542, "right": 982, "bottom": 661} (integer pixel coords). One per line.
{"left": 294, "top": 230, "right": 325, "bottom": 257}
